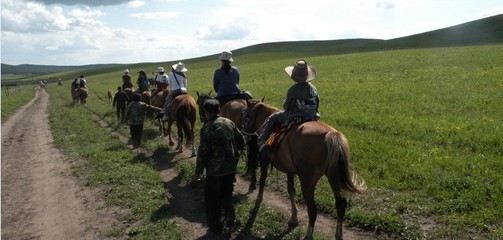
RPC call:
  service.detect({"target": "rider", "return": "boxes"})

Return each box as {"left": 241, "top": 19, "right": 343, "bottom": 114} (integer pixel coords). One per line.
{"left": 135, "top": 69, "right": 150, "bottom": 94}
{"left": 78, "top": 75, "right": 87, "bottom": 89}
{"left": 122, "top": 69, "right": 133, "bottom": 90}
{"left": 162, "top": 62, "right": 188, "bottom": 121}
{"left": 151, "top": 66, "right": 169, "bottom": 98}
{"left": 257, "top": 59, "right": 320, "bottom": 154}
{"left": 213, "top": 51, "right": 240, "bottom": 105}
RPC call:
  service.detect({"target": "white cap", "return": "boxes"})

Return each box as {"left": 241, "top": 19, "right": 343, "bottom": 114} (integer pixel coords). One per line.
{"left": 124, "top": 69, "right": 129, "bottom": 73}
{"left": 157, "top": 67, "right": 165, "bottom": 73}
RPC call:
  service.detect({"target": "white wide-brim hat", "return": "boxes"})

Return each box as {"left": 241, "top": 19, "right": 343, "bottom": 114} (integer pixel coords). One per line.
{"left": 219, "top": 50, "right": 233, "bottom": 62}
{"left": 172, "top": 62, "right": 188, "bottom": 72}
{"left": 284, "top": 59, "right": 316, "bottom": 82}
{"left": 157, "top": 66, "right": 165, "bottom": 73}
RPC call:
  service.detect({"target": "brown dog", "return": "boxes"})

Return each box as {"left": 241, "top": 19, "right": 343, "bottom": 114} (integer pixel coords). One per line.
{"left": 107, "top": 89, "right": 113, "bottom": 104}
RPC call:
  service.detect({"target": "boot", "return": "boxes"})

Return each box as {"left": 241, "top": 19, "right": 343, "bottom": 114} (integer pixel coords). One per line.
{"left": 258, "top": 120, "right": 274, "bottom": 154}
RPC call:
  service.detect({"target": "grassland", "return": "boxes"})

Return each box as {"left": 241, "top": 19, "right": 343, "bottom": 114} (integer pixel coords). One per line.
{"left": 4, "top": 42, "right": 502, "bottom": 239}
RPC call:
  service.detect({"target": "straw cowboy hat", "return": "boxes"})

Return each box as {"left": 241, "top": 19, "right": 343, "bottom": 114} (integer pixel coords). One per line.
{"left": 172, "top": 62, "right": 188, "bottom": 72}
{"left": 284, "top": 59, "right": 316, "bottom": 82}
{"left": 219, "top": 50, "right": 233, "bottom": 62}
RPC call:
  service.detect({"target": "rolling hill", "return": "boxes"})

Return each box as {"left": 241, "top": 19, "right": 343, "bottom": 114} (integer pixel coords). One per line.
{"left": 2, "top": 14, "right": 502, "bottom": 75}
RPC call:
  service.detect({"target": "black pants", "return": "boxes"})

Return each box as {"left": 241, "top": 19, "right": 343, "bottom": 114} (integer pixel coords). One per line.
{"left": 130, "top": 124, "right": 143, "bottom": 147}
{"left": 116, "top": 106, "right": 126, "bottom": 121}
{"left": 204, "top": 173, "right": 236, "bottom": 232}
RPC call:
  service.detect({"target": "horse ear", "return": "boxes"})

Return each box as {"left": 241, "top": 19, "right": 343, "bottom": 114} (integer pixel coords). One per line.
{"left": 208, "top": 90, "right": 212, "bottom": 95}
{"left": 196, "top": 91, "right": 200, "bottom": 97}
{"left": 261, "top": 97, "right": 265, "bottom": 102}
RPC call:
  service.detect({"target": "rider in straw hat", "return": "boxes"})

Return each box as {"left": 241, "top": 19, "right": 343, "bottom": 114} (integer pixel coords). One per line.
{"left": 162, "top": 62, "right": 189, "bottom": 121}
{"left": 257, "top": 59, "right": 320, "bottom": 154}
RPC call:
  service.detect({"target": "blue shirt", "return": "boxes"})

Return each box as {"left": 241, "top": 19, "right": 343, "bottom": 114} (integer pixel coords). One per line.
{"left": 213, "top": 66, "right": 240, "bottom": 97}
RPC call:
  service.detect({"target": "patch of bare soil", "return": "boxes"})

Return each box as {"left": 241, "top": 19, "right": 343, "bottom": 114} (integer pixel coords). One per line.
{"left": 1, "top": 87, "right": 120, "bottom": 240}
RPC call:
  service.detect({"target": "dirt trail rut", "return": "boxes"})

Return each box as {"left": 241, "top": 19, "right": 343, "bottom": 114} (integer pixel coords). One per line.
{"left": 1, "top": 87, "right": 117, "bottom": 240}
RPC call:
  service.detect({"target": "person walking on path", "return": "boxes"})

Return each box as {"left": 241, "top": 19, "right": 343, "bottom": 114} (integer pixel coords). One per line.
{"left": 113, "top": 86, "right": 129, "bottom": 121}
{"left": 192, "top": 99, "right": 245, "bottom": 236}
{"left": 125, "top": 93, "right": 162, "bottom": 148}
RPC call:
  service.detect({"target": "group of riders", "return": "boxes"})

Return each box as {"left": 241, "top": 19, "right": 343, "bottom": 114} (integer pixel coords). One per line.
{"left": 109, "top": 50, "right": 320, "bottom": 155}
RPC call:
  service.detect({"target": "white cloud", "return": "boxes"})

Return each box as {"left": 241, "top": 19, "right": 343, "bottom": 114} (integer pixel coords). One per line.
{"left": 127, "top": 0, "right": 145, "bottom": 8}
{"left": 479, "top": 8, "right": 503, "bottom": 17}
{"left": 131, "top": 11, "right": 179, "bottom": 19}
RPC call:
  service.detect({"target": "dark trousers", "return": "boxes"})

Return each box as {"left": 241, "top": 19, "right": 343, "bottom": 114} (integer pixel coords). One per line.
{"left": 204, "top": 173, "right": 236, "bottom": 232}
{"left": 116, "top": 106, "right": 126, "bottom": 121}
{"left": 129, "top": 124, "right": 143, "bottom": 147}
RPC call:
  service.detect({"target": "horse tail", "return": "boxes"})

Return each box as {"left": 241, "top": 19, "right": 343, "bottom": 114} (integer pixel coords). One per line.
{"left": 176, "top": 100, "right": 195, "bottom": 146}
{"left": 325, "top": 131, "right": 365, "bottom": 197}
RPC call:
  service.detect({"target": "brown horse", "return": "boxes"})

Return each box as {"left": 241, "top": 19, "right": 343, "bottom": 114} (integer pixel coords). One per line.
{"left": 73, "top": 88, "right": 89, "bottom": 106}
{"left": 165, "top": 93, "right": 197, "bottom": 156}
{"left": 195, "top": 91, "right": 246, "bottom": 126}
{"left": 243, "top": 100, "right": 364, "bottom": 240}
{"left": 150, "top": 88, "right": 170, "bottom": 135}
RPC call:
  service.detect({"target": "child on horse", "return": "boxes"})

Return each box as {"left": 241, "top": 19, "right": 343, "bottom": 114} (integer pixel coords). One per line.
{"left": 257, "top": 59, "right": 320, "bottom": 154}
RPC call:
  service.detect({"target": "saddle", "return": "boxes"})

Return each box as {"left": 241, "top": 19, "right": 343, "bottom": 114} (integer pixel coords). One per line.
{"left": 218, "top": 90, "right": 253, "bottom": 106}
{"left": 265, "top": 115, "right": 319, "bottom": 150}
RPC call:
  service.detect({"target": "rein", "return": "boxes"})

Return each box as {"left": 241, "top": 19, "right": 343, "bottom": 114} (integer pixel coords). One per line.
{"left": 241, "top": 103, "right": 266, "bottom": 136}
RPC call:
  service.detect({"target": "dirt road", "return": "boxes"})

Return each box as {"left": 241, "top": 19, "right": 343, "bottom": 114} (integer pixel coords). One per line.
{"left": 1, "top": 87, "right": 116, "bottom": 240}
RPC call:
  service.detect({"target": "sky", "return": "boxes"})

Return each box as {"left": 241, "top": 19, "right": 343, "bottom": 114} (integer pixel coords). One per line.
{"left": 1, "top": 0, "right": 502, "bottom": 66}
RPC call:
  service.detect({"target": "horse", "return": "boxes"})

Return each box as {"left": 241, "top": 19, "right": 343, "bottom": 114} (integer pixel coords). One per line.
{"left": 165, "top": 93, "right": 197, "bottom": 156}
{"left": 73, "top": 88, "right": 89, "bottom": 106}
{"left": 242, "top": 99, "right": 365, "bottom": 240}
{"left": 196, "top": 91, "right": 257, "bottom": 176}
{"left": 150, "top": 88, "right": 170, "bottom": 135}
{"left": 195, "top": 91, "right": 248, "bottom": 128}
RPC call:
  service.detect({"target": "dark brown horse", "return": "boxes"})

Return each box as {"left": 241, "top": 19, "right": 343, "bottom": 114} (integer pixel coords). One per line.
{"left": 165, "top": 93, "right": 197, "bottom": 156}
{"left": 73, "top": 88, "right": 88, "bottom": 106}
{"left": 243, "top": 99, "right": 365, "bottom": 240}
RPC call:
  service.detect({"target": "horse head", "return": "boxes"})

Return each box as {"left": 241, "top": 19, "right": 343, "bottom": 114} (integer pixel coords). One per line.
{"left": 196, "top": 90, "right": 213, "bottom": 123}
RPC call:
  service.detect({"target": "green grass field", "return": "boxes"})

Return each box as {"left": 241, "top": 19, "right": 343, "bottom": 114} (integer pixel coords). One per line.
{"left": 4, "top": 43, "right": 502, "bottom": 239}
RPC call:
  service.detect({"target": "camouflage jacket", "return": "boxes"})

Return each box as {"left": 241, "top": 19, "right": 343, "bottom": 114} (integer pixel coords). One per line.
{"left": 195, "top": 115, "right": 245, "bottom": 177}
{"left": 125, "top": 101, "right": 159, "bottom": 125}
{"left": 283, "top": 82, "right": 320, "bottom": 118}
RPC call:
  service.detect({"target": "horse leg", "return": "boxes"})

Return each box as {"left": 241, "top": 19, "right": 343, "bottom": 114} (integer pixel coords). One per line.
{"left": 167, "top": 120, "right": 174, "bottom": 146}
{"left": 286, "top": 173, "right": 298, "bottom": 227}
{"left": 257, "top": 156, "right": 269, "bottom": 202}
{"left": 247, "top": 135, "right": 258, "bottom": 191}
{"left": 176, "top": 122, "right": 183, "bottom": 153}
{"left": 335, "top": 196, "right": 348, "bottom": 240}
{"left": 299, "top": 179, "right": 317, "bottom": 240}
